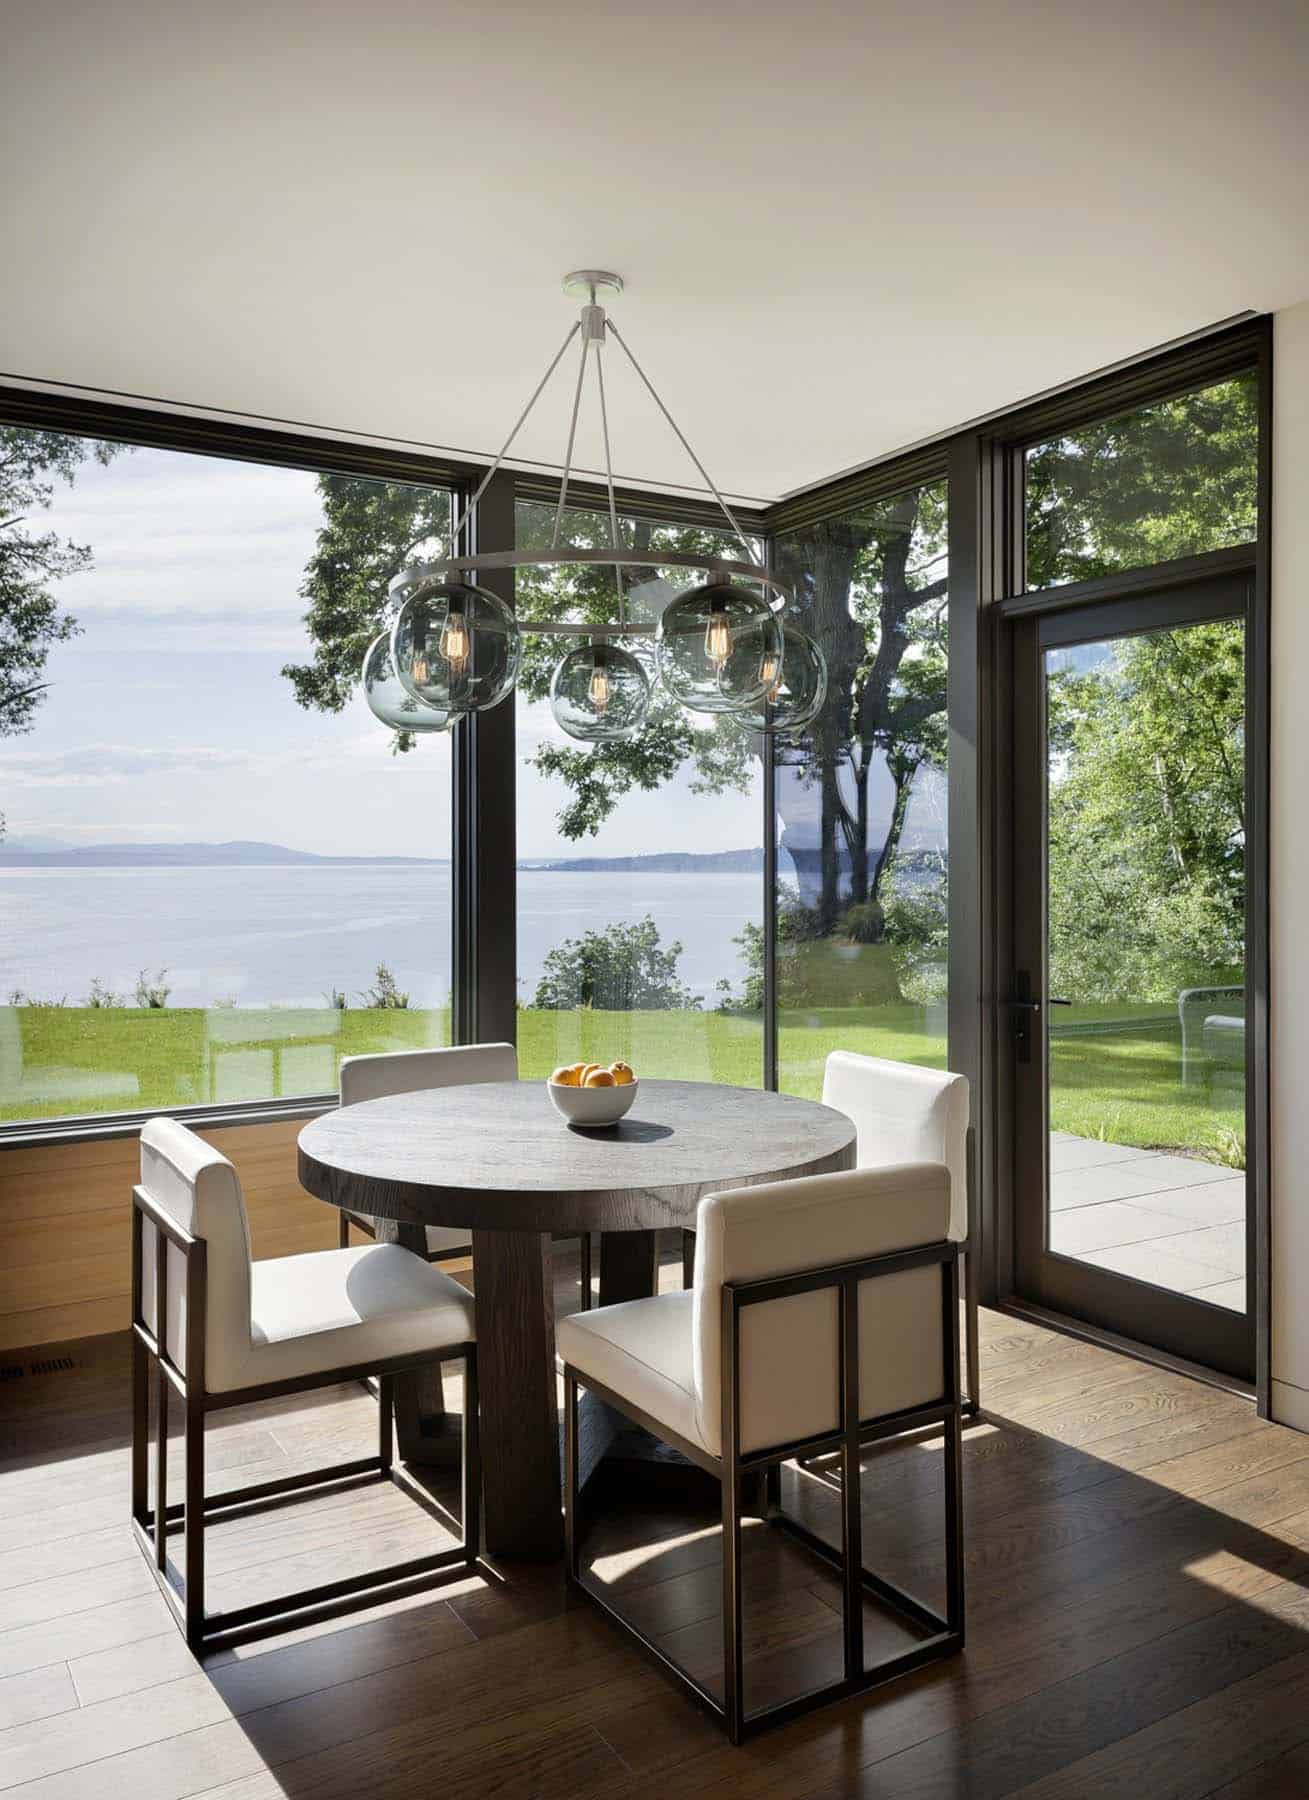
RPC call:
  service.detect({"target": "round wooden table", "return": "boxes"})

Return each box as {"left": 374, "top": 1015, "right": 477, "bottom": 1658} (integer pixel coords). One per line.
{"left": 298, "top": 1078, "right": 856, "bottom": 1558}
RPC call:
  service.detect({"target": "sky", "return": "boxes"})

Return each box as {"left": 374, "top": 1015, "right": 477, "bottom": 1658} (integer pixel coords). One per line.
{"left": 6, "top": 444, "right": 764, "bottom": 860}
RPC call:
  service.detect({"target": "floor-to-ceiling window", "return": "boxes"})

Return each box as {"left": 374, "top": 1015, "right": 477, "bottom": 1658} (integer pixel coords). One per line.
{"left": 0, "top": 425, "right": 455, "bottom": 1124}
{"left": 768, "top": 480, "right": 949, "bottom": 1100}
{"left": 1008, "top": 366, "right": 1259, "bottom": 1372}
{"left": 513, "top": 498, "right": 764, "bottom": 1086}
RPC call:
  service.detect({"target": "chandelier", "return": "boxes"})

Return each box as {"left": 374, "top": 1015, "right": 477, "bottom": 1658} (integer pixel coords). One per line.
{"left": 363, "top": 271, "right": 826, "bottom": 744}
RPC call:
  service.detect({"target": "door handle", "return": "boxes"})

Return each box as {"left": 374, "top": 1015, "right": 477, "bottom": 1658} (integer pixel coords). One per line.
{"left": 1010, "top": 975, "right": 1070, "bottom": 1063}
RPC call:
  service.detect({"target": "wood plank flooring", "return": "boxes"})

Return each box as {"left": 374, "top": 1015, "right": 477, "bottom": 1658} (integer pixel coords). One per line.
{"left": 2, "top": 1250, "right": 1309, "bottom": 1798}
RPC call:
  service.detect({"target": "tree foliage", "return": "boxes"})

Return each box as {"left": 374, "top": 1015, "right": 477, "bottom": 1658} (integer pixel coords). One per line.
{"left": 533, "top": 914, "right": 699, "bottom": 1011}
{"left": 281, "top": 476, "right": 453, "bottom": 746}
{"left": 0, "top": 427, "right": 120, "bottom": 744}
{"left": 1047, "top": 619, "right": 1245, "bottom": 1004}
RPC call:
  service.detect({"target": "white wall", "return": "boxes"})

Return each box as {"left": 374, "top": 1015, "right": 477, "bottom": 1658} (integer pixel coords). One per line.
{"left": 1271, "top": 298, "right": 1309, "bottom": 1430}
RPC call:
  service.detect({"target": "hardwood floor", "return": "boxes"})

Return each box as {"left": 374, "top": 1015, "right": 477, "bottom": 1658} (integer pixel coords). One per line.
{"left": 2, "top": 1250, "right": 1308, "bottom": 1798}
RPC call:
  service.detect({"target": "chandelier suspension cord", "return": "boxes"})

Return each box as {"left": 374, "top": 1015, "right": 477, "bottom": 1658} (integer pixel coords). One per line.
{"left": 444, "top": 319, "right": 582, "bottom": 558}
{"left": 593, "top": 336, "right": 626, "bottom": 626}
{"left": 551, "top": 331, "right": 591, "bottom": 549}
{"left": 605, "top": 318, "right": 755, "bottom": 561}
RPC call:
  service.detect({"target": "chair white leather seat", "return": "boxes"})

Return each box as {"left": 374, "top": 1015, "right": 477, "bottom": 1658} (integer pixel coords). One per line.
{"left": 230, "top": 1243, "right": 476, "bottom": 1393}
{"left": 560, "top": 1289, "right": 700, "bottom": 1449}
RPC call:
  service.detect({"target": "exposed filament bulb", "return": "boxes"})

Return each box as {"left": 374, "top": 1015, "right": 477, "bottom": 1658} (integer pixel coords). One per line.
{"left": 439, "top": 606, "right": 471, "bottom": 672}
{"left": 411, "top": 650, "right": 430, "bottom": 686}
{"left": 704, "top": 599, "right": 731, "bottom": 667}
{"left": 759, "top": 648, "right": 782, "bottom": 699}
{"left": 588, "top": 648, "right": 611, "bottom": 713}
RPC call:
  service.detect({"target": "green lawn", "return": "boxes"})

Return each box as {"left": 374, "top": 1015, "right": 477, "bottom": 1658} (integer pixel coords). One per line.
{"left": 0, "top": 1002, "right": 1244, "bottom": 1165}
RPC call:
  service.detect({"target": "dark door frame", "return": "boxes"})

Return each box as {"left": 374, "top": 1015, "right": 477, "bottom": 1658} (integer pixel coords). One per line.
{"left": 1006, "top": 570, "right": 1255, "bottom": 1380}
{"left": 949, "top": 318, "right": 1272, "bottom": 1409}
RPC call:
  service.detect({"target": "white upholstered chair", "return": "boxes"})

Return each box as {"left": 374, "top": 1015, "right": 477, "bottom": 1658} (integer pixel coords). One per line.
{"left": 821, "top": 1052, "right": 976, "bottom": 1409}
{"left": 559, "top": 1163, "right": 965, "bottom": 1742}
{"left": 335, "top": 1043, "right": 592, "bottom": 1306}
{"left": 131, "top": 1116, "right": 479, "bottom": 1653}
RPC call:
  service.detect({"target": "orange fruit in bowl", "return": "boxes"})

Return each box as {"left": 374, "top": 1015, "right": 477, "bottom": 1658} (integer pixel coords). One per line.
{"left": 550, "top": 1065, "right": 580, "bottom": 1087}
{"left": 578, "top": 1063, "right": 600, "bottom": 1085}
{"left": 583, "top": 1067, "right": 617, "bottom": 1087}
{"left": 609, "top": 1061, "right": 635, "bottom": 1085}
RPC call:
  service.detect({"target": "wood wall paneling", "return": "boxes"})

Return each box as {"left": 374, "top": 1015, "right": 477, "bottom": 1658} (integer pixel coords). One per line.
{"left": 0, "top": 1120, "right": 336, "bottom": 1353}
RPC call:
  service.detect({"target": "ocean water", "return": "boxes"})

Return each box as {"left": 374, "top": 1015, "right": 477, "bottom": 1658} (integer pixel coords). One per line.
{"left": 0, "top": 864, "right": 760, "bottom": 1009}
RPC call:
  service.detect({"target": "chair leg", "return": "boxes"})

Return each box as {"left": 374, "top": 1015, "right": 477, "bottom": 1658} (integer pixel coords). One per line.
{"left": 378, "top": 1374, "right": 394, "bottom": 1474}
{"left": 962, "top": 1250, "right": 981, "bottom": 1413}
{"left": 463, "top": 1348, "right": 480, "bottom": 1565}
{"left": 131, "top": 1329, "right": 149, "bottom": 1530}
{"left": 564, "top": 1369, "right": 579, "bottom": 1583}
{"left": 183, "top": 1400, "right": 205, "bottom": 1652}
{"left": 578, "top": 1233, "right": 593, "bottom": 1311}
{"left": 944, "top": 1396, "right": 965, "bottom": 1640}
{"left": 154, "top": 1364, "right": 168, "bottom": 1572}
{"left": 721, "top": 1450, "right": 745, "bottom": 1744}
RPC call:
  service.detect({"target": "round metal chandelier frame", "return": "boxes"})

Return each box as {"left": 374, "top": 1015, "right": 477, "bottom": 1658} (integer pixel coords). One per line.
{"left": 391, "top": 549, "right": 788, "bottom": 640}
{"left": 370, "top": 271, "right": 809, "bottom": 742}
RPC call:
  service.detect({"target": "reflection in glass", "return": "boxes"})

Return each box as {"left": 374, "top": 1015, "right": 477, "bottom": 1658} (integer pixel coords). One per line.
{"left": 655, "top": 581, "right": 784, "bottom": 715}
{"left": 362, "top": 633, "right": 452, "bottom": 732}
{"left": 391, "top": 579, "right": 520, "bottom": 715}
{"left": 731, "top": 622, "right": 828, "bottom": 738}
{"left": 772, "top": 482, "right": 949, "bottom": 1099}
{"left": 549, "top": 641, "right": 652, "bottom": 742}
{"left": 1044, "top": 618, "right": 1246, "bottom": 1311}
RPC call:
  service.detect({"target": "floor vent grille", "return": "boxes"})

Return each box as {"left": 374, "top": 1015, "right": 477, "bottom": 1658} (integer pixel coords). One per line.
{"left": 28, "top": 1356, "right": 76, "bottom": 1376}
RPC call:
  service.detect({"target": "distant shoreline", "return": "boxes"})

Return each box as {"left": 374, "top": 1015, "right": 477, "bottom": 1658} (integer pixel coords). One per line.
{"left": 0, "top": 839, "right": 766, "bottom": 875}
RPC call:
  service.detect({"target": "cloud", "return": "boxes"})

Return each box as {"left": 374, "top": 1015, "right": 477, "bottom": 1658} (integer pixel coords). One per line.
{"left": 5, "top": 742, "right": 322, "bottom": 787}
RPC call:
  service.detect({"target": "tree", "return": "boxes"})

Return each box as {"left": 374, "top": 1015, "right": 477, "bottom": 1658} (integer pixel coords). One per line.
{"left": 533, "top": 916, "right": 700, "bottom": 1011}
{"left": 0, "top": 428, "right": 120, "bottom": 821}
{"left": 1047, "top": 619, "right": 1245, "bottom": 1004}
{"left": 281, "top": 475, "right": 453, "bottom": 743}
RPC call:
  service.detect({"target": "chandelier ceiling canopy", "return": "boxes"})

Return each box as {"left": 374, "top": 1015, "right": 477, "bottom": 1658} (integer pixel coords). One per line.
{"left": 365, "top": 272, "right": 825, "bottom": 744}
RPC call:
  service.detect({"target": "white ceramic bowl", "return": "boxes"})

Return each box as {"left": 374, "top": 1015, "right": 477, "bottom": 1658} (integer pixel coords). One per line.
{"left": 546, "top": 1076, "right": 639, "bottom": 1128}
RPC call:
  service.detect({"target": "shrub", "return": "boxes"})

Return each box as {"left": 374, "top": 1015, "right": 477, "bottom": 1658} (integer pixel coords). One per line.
{"left": 534, "top": 917, "right": 699, "bottom": 1011}
{"left": 135, "top": 968, "right": 171, "bottom": 1008}
{"left": 85, "top": 977, "right": 121, "bottom": 1008}
{"left": 360, "top": 965, "right": 409, "bottom": 1009}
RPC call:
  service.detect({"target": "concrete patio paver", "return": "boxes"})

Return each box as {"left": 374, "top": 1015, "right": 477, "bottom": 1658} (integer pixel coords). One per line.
{"left": 1045, "top": 1132, "right": 1247, "bottom": 1313}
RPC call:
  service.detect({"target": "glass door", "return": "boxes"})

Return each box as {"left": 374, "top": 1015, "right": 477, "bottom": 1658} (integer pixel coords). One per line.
{"left": 1010, "top": 577, "right": 1253, "bottom": 1379}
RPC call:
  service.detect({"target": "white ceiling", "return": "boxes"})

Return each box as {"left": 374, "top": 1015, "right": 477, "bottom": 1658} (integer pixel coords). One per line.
{"left": 3, "top": 0, "right": 1307, "bottom": 503}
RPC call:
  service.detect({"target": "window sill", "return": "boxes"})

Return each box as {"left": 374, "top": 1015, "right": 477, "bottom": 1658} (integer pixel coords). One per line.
{"left": 0, "top": 1093, "right": 339, "bottom": 1151}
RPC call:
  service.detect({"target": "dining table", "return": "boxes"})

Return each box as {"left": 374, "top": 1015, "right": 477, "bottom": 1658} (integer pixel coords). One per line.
{"left": 297, "top": 1076, "right": 857, "bottom": 1558}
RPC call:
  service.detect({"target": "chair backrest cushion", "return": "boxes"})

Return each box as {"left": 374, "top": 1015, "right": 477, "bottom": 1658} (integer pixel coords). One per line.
{"left": 339, "top": 1042, "right": 517, "bottom": 1107}
{"left": 138, "top": 1116, "right": 252, "bottom": 1392}
{"left": 692, "top": 1163, "right": 951, "bottom": 1457}
{"left": 822, "top": 1052, "right": 970, "bottom": 1240}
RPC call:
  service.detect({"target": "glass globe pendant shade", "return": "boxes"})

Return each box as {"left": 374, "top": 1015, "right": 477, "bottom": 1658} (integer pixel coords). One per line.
{"left": 362, "top": 632, "right": 454, "bottom": 732}
{"left": 390, "top": 580, "right": 520, "bottom": 716}
{"left": 733, "top": 623, "right": 829, "bottom": 737}
{"left": 654, "top": 580, "right": 784, "bottom": 714}
{"left": 549, "top": 641, "right": 652, "bottom": 742}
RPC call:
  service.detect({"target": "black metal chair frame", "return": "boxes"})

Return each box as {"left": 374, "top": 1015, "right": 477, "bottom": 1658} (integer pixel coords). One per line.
{"left": 680, "top": 1226, "right": 980, "bottom": 1416}
{"left": 131, "top": 1185, "right": 480, "bottom": 1654}
{"left": 565, "top": 1239, "right": 965, "bottom": 1743}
